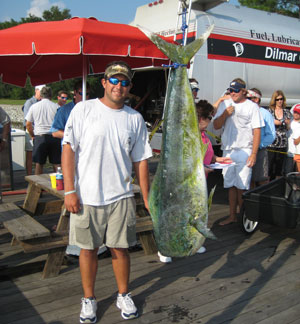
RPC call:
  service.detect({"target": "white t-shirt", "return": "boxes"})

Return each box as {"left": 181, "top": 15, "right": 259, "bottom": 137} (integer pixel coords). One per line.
{"left": 290, "top": 120, "right": 300, "bottom": 155}
{"left": 214, "top": 98, "right": 264, "bottom": 150}
{"left": 25, "top": 98, "right": 58, "bottom": 135}
{"left": 63, "top": 99, "right": 153, "bottom": 206}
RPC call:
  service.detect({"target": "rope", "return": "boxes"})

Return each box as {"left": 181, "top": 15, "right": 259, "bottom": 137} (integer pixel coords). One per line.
{"left": 162, "top": 63, "right": 187, "bottom": 69}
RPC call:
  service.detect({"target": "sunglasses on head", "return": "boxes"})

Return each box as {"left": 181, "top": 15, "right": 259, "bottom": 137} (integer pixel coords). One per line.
{"left": 275, "top": 97, "right": 284, "bottom": 101}
{"left": 108, "top": 77, "right": 130, "bottom": 87}
{"left": 229, "top": 88, "right": 241, "bottom": 93}
{"left": 78, "top": 91, "right": 90, "bottom": 96}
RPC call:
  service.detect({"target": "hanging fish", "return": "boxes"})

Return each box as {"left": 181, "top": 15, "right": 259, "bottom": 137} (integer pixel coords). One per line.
{"left": 140, "top": 24, "right": 216, "bottom": 257}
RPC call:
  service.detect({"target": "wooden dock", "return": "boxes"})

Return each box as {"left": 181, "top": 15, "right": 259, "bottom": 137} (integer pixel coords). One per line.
{"left": 1, "top": 165, "right": 300, "bottom": 324}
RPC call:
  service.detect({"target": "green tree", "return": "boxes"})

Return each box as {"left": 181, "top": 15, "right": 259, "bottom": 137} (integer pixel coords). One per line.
{"left": 238, "top": 0, "right": 300, "bottom": 18}
{"left": 42, "top": 6, "right": 71, "bottom": 21}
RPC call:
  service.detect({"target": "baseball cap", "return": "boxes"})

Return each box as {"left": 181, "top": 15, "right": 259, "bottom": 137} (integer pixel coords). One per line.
{"left": 190, "top": 81, "right": 199, "bottom": 91}
{"left": 105, "top": 62, "right": 132, "bottom": 81}
{"left": 227, "top": 81, "right": 245, "bottom": 92}
{"left": 247, "top": 89, "right": 261, "bottom": 99}
{"left": 293, "top": 104, "right": 300, "bottom": 114}
{"left": 35, "top": 84, "right": 46, "bottom": 91}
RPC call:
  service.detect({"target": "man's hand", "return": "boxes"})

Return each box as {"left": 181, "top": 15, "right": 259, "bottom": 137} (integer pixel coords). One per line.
{"left": 64, "top": 193, "right": 81, "bottom": 213}
{"left": 247, "top": 153, "right": 257, "bottom": 168}
{"left": 225, "top": 105, "right": 235, "bottom": 116}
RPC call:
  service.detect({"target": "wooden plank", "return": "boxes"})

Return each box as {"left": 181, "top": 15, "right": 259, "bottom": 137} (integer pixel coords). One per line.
{"left": 34, "top": 200, "right": 64, "bottom": 215}
{"left": 42, "top": 207, "right": 69, "bottom": 278}
{"left": 22, "top": 183, "right": 42, "bottom": 214}
{"left": 136, "top": 215, "right": 153, "bottom": 232}
{"left": 20, "top": 232, "right": 69, "bottom": 253}
{"left": 0, "top": 203, "right": 50, "bottom": 241}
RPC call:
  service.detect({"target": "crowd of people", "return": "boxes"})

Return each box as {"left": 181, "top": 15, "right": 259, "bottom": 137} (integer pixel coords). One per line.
{"left": 2, "top": 60, "right": 300, "bottom": 323}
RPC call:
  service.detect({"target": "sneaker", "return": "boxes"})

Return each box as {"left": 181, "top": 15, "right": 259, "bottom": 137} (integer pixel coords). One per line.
{"left": 196, "top": 246, "right": 206, "bottom": 254}
{"left": 157, "top": 251, "right": 172, "bottom": 263}
{"left": 116, "top": 292, "right": 138, "bottom": 320}
{"left": 80, "top": 297, "right": 97, "bottom": 323}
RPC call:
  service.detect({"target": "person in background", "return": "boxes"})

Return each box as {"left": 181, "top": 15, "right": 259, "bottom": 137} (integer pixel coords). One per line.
{"left": 26, "top": 86, "right": 61, "bottom": 175}
{"left": 267, "top": 90, "right": 291, "bottom": 181}
{"left": 0, "top": 106, "right": 11, "bottom": 152}
{"left": 62, "top": 61, "right": 152, "bottom": 323}
{"left": 57, "top": 90, "right": 68, "bottom": 107}
{"left": 23, "top": 84, "right": 45, "bottom": 175}
{"left": 189, "top": 78, "right": 199, "bottom": 101}
{"left": 285, "top": 103, "right": 300, "bottom": 174}
{"left": 290, "top": 105, "right": 300, "bottom": 172}
{"left": 51, "top": 81, "right": 90, "bottom": 140}
{"left": 213, "top": 79, "right": 263, "bottom": 226}
{"left": 247, "top": 88, "right": 276, "bottom": 187}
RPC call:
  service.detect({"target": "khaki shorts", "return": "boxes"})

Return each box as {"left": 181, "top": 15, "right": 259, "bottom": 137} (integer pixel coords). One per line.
{"left": 69, "top": 197, "right": 136, "bottom": 250}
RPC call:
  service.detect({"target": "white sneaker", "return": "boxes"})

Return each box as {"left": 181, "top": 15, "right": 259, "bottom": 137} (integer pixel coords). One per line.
{"left": 80, "top": 297, "right": 97, "bottom": 323}
{"left": 116, "top": 292, "right": 138, "bottom": 320}
{"left": 158, "top": 251, "right": 172, "bottom": 263}
{"left": 197, "top": 246, "right": 206, "bottom": 254}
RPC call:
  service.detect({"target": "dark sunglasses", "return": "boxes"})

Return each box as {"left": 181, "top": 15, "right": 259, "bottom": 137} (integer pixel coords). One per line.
{"left": 275, "top": 97, "right": 284, "bottom": 101}
{"left": 78, "top": 92, "right": 90, "bottom": 96}
{"left": 207, "top": 116, "right": 213, "bottom": 121}
{"left": 229, "top": 88, "right": 241, "bottom": 93}
{"left": 60, "top": 96, "right": 68, "bottom": 100}
{"left": 108, "top": 77, "right": 130, "bottom": 87}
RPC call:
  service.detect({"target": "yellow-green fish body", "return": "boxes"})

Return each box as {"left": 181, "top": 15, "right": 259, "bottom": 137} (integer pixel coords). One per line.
{"left": 141, "top": 25, "right": 215, "bottom": 257}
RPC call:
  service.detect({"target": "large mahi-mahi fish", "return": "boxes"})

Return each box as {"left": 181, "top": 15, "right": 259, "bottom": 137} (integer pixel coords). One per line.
{"left": 141, "top": 25, "right": 216, "bottom": 257}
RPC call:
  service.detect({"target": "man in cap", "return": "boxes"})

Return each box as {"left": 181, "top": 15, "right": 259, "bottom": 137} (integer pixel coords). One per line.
{"left": 213, "top": 78, "right": 264, "bottom": 225}
{"left": 26, "top": 86, "right": 61, "bottom": 174}
{"left": 56, "top": 90, "right": 69, "bottom": 107}
{"left": 189, "top": 78, "right": 199, "bottom": 100}
{"left": 51, "top": 80, "right": 90, "bottom": 141}
{"left": 23, "top": 84, "right": 45, "bottom": 174}
{"left": 247, "top": 88, "right": 276, "bottom": 187}
{"left": 62, "top": 61, "right": 152, "bottom": 323}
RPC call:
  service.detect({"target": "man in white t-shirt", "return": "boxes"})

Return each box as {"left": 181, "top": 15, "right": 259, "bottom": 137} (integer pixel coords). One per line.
{"left": 62, "top": 61, "right": 152, "bottom": 323}
{"left": 213, "top": 78, "right": 264, "bottom": 225}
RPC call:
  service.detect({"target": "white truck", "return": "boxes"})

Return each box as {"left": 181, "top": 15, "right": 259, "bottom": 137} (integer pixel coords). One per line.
{"left": 131, "top": 0, "right": 300, "bottom": 106}
{"left": 131, "top": 0, "right": 300, "bottom": 151}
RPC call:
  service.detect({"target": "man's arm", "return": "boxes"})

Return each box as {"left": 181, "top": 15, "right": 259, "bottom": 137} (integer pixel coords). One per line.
{"left": 52, "top": 130, "right": 64, "bottom": 139}
{"left": 133, "top": 159, "right": 150, "bottom": 211}
{"left": 247, "top": 128, "right": 261, "bottom": 168}
{"left": 62, "top": 143, "right": 80, "bottom": 213}
{"left": 26, "top": 121, "right": 34, "bottom": 138}
{"left": 213, "top": 105, "right": 234, "bottom": 130}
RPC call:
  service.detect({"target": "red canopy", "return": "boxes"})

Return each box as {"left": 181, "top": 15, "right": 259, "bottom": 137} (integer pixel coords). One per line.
{"left": 0, "top": 17, "right": 170, "bottom": 87}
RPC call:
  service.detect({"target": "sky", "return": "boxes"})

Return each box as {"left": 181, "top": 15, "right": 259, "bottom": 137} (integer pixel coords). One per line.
{"left": 0, "top": 0, "right": 239, "bottom": 24}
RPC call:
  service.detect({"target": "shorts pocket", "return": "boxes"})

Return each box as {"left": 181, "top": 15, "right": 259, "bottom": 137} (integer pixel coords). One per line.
{"left": 74, "top": 208, "right": 90, "bottom": 229}
{"left": 126, "top": 197, "right": 136, "bottom": 227}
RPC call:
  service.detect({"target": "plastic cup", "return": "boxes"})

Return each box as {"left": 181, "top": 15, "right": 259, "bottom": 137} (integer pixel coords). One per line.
{"left": 49, "top": 173, "right": 56, "bottom": 189}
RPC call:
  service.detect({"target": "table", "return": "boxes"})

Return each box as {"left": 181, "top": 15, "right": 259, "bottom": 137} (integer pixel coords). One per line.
{"left": 22, "top": 174, "right": 156, "bottom": 279}
{"left": 23, "top": 174, "right": 69, "bottom": 279}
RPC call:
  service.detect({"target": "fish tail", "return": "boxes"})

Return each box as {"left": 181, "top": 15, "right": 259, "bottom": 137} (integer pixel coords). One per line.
{"left": 138, "top": 24, "right": 214, "bottom": 65}
{"left": 192, "top": 218, "right": 217, "bottom": 240}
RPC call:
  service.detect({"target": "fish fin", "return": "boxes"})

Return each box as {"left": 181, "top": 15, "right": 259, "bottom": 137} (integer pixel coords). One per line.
{"left": 138, "top": 24, "right": 214, "bottom": 64}
{"left": 207, "top": 185, "right": 216, "bottom": 211}
{"left": 191, "top": 218, "right": 217, "bottom": 240}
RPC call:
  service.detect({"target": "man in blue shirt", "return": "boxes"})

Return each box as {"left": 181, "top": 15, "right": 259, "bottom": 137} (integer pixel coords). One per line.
{"left": 51, "top": 81, "right": 90, "bottom": 141}
{"left": 248, "top": 88, "right": 276, "bottom": 187}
